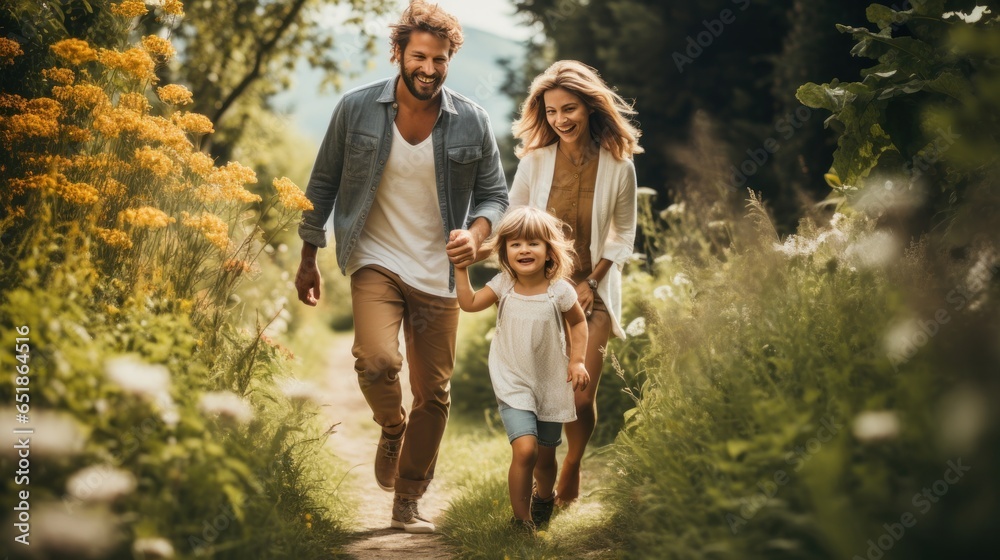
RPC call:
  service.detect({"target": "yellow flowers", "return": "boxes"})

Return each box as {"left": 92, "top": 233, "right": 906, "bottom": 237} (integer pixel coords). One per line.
{"left": 120, "top": 92, "right": 151, "bottom": 115}
{"left": 4, "top": 98, "right": 63, "bottom": 139}
{"left": 52, "top": 84, "right": 109, "bottom": 110}
{"left": 110, "top": 0, "right": 148, "bottom": 18}
{"left": 162, "top": 0, "right": 185, "bottom": 16}
{"left": 120, "top": 206, "right": 175, "bottom": 229}
{"left": 0, "top": 37, "right": 23, "bottom": 65}
{"left": 98, "top": 48, "right": 156, "bottom": 82}
{"left": 42, "top": 67, "right": 75, "bottom": 85}
{"left": 156, "top": 84, "right": 192, "bottom": 106}
{"left": 172, "top": 112, "right": 214, "bottom": 135}
{"left": 95, "top": 227, "right": 134, "bottom": 249}
{"left": 196, "top": 162, "right": 260, "bottom": 204}
{"left": 50, "top": 39, "right": 98, "bottom": 66}
{"left": 273, "top": 177, "right": 313, "bottom": 211}
{"left": 133, "top": 146, "right": 175, "bottom": 178}
{"left": 181, "top": 212, "right": 230, "bottom": 250}
{"left": 141, "top": 35, "right": 176, "bottom": 60}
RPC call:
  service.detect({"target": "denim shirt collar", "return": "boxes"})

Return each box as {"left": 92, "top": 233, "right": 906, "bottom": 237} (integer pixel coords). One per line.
{"left": 376, "top": 75, "right": 458, "bottom": 115}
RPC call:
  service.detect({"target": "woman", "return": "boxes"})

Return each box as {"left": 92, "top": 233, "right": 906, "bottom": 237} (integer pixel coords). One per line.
{"left": 510, "top": 60, "right": 642, "bottom": 505}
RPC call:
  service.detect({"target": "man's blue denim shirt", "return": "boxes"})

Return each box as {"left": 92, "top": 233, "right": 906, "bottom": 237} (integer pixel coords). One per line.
{"left": 298, "top": 76, "right": 509, "bottom": 291}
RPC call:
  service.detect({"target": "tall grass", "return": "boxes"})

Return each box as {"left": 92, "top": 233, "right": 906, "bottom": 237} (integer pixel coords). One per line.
{"left": 0, "top": 2, "right": 354, "bottom": 558}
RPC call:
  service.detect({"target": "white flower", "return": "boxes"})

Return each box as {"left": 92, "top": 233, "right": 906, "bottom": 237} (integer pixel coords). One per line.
{"left": 30, "top": 503, "right": 119, "bottom": 558}
{"left": 105, "top": 356, "right": 171, "bottom": 398}
{"left": 625, "top": 317, "right": 646, "bottom": 337}
{"left": 133, "top": 537, "right": 175, "bottom": 558}
{"left": 67, "top": 465, "right": 137, "bottom": 503}
{"left": 278, "top": 378, "right": 323, "bottom": 405}
{"left": 199, "top": 391, "right": 253, "bottom": 424}
{"left": 0, "top": 408, "right": 85, "bottom": 458}
{"left": 661, "top": 202, "right": 685, "bottom": 220}
{"left": 653, "top": 254, "right": 674, "bottom": 264}
{"left": 672, "top": 272, "right": 692, "bottom": 287}
{"left": 636, "top": 186, "right": 658, "bottom": 197}
{"left": 653, "top": 285, "right": 675, "bottom": 301}
{"left": 773, "top": 234, "right": 818, "bottom": 257}
{"left": 829, "top": 212, "right": 847, "bottom": 229}
{"left": 845, "top": 231, "right": 899, "bottom": 268}
{"left": 852, "top": 410, "right": 900, "bottom": 443}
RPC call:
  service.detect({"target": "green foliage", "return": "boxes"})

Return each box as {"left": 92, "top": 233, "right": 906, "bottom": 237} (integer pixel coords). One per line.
{"left": 797, "top": 2, "right": 1000, "bottom": 228}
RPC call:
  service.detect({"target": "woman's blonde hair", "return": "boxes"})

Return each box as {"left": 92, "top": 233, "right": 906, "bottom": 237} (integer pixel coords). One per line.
{"left": 513, "top": 60, "right": 643, "bottom": 161}
{"left": 389, "top": 0, "right": 464, "bottom": 62}
{"left": 488, "top": 207, "right": 576, "bottom": 282}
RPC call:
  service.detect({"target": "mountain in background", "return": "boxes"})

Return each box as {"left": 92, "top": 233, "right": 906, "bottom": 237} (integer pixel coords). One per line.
{"left": 273, "top": 26, "right": 525, "bottom": 144}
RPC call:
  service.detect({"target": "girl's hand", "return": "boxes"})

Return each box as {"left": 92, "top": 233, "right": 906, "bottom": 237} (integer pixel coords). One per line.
{"left": 568, "top": 362, "right": 590, "bottom": 391}
{"left": 575, "top": 282, "right": 594, "bottom": 317}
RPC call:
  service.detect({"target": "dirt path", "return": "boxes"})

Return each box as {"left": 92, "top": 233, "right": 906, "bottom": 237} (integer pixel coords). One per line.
{"left": 318, "top": 332, "right": 452, "bottom": 559}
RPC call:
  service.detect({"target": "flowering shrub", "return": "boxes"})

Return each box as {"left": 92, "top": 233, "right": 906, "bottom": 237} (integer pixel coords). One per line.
{"left": 0, "top": 2, "right": 348, "bottom": 558}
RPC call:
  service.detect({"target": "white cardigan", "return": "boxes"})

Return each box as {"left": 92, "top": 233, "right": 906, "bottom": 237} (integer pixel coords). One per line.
{"left": 509, "top": 143, "right": 637, "bottom": 339}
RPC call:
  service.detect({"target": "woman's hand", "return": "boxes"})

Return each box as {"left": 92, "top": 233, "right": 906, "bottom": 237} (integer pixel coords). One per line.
{"left": 575, "top": 282, "right": 594, "bottom": 316}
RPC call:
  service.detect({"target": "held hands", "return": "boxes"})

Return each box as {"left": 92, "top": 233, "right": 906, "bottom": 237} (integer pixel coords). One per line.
{"left": 567, "top": 362, "right": 590, "bottom": 392}
{"left": 446, "top": 229, "right": 479, "bottom": 269}
{"left": 295, "top": 258, "right": 322, "bottom": 306}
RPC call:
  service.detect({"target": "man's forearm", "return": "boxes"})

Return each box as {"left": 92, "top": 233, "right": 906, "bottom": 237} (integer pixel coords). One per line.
{"left": 301, "top": 241, "right": 318, "bottom": 263}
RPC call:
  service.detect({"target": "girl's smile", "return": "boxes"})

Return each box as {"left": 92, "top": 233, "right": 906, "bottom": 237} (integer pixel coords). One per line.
{"left": 506, "top": 237, "right": 549, "bottom": 279}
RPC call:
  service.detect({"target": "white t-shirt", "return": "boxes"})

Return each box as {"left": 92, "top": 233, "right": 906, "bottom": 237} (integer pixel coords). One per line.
{"left": 347, "top": 124, "right": 451, "bottom": 297}
{"left": 486, "top": 272, "right": 578, "bottom": 422}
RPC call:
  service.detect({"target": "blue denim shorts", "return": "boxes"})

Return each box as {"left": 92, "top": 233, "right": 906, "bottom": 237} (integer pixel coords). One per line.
{"left": 498, "top": 403, "right": 563, "bottom": 447}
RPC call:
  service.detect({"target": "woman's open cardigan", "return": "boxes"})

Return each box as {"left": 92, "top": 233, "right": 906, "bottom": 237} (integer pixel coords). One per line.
{"left": 509, "top": 143, "right": 637, "bottom": 339}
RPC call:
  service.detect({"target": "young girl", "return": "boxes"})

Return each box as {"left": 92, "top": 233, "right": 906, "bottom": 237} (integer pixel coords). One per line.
{"left": 453, "top": 206, "right": 590, "bottom": 532}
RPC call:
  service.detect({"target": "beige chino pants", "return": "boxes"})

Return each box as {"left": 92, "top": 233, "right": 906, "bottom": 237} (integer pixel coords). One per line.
{"left": 350, "top": 264, "right": 459, "bottom": 499}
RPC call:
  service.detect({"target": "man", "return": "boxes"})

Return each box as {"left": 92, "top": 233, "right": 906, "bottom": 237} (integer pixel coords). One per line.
{"left": 294, "top": 0, "right": 508, "bottom": 534}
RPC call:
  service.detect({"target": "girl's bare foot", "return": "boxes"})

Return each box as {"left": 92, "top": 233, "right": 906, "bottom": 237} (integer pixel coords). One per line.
{"left": 554, "top": 462, "right": 580, "bottom": 506}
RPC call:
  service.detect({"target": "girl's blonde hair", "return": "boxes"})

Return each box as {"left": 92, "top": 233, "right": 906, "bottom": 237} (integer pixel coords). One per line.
{"left": 513, "top": 60, "right": 643, "bottom": 161}
{"left": 489, "top": 206, "right": 576, "bottom": 282}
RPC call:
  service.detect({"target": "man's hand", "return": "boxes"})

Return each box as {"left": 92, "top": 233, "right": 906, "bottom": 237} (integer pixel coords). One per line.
{"left": 295, "top": 255, "right": 322, "bottom": 306}
{"left": 446, "top": 229, "right": 480, "bottom": 269}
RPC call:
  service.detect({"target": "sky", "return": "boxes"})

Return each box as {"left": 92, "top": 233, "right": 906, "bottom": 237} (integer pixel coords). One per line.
{"left": 396, "top": 0, "right": 531, "bottom": 41}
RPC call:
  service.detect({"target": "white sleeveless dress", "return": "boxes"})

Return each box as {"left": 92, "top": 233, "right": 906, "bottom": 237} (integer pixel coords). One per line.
{"left": 485, "top": 272, "right": 577, "bottom": 423}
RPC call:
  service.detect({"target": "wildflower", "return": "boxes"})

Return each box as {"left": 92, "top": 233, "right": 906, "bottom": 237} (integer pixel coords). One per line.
{"left": 278, "top": 378, "right": 322, "bottom": 405}
{"left": 99, "top": 177, "right": 128, "bottom": 197}
{"left": 273, "top": 176, "right": 313, "bottom": 211}
{"left": 162, "top": 0, "right": 185, "bottom": 16}
{"left": 133, "top": 538, "right": 175, "bottom": 559}
{"left": 64, "top": 125, "right": 92, "bottom": 143}
{"left": 223, "top": 259, "right": 254, "bottom": 274}
{"left": 6, "top": 98, "right": 63, "bottom": 138}
{"left": 661, "top": 202, "right": 685, "bottom": 220}
{"left": 120, "top": 206, "right": 175, "bottom": 229}
{"left": 110, "top": 0, "right": 148, "bottom": 18}
{"left": 137, "top": 115, "right": 190, "bottom": 151}
{"left": 156, "top": 84, "right": 193, "bottom": 105}
{"left": 183, "top": 150, "right": 214, "bottom": 176}
{"left": 106, "top": 356, "right": 171, "bottom": 396}
{"left": 181, "top": 211, "right": 230, "bottom": 250}
{"left": 0, "top": 37, "right": 23, "bottom": 64}
{"left": 0, "top": 408, "right": 85, "bottom": 457}
{"left": 119, "top": 92, "right": 151, "bottom": 114}
{"left": 95, "top": 227, "right": 133, "bottom": 249}
{"left": 197, "top": 161, "right": 260, "bottom": 203}
{"left": 172, "top": 111, "right": 214, "bottom": 134}
{"left": 98, "top": 47, "right": 156, "bottom": 82}
{"left": 133, "top": 145, "right": 175, "bottom": 178}
{"left": 852, "top": 411, "right": 900, "bottom": 443}
{"left": 56, "top": 180, "right": 100, "bottom": 205}
{"left": 0, "top": 93, "right": 27, "bottom": 111}
{"left": 199, "top": 391, "right": 253, "bottom": 424}
{"left": 28, "top": 504, "right": 119, "bottom": 558}
{"left": 52, "top": 84, "right": 110, "bottom": 109}
{"left": 66, "top": 465, "right": 137, "bottom": 503}
{"left": 653, "top": 284, "right": 675, "bottom": 301}
{"left": 50, "top": 38, "right": 98, "bottom": 65}
{"left": 42, "top": 67, "right": 75, "bottom": 84}
{"left": 141, "top": 35, "right": 176, "bottom": 59}
{"left": 672, "top": 272, "right": 692, "bottom": 286}
{"left": 625, "top": 317, "right": 646, "bottom": 337}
